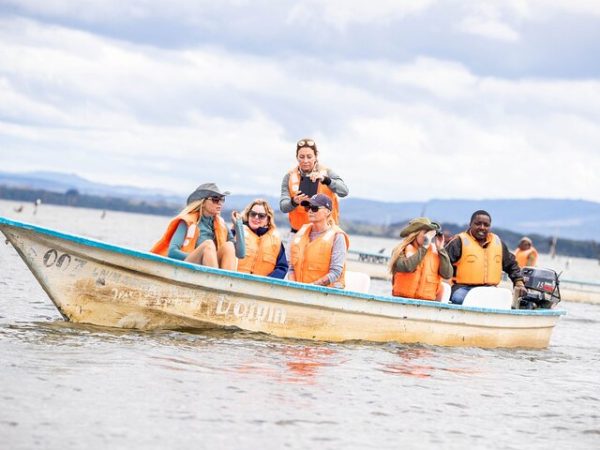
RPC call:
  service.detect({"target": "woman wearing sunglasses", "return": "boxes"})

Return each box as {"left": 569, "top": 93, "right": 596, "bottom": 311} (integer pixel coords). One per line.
{"left": 232, "top": 199, "right": 288, "bottom": 279}
{"left": 280, "top": 138, "right": 349, "bottom": 233}
{"left": 151, "top": 182, "right": 245, "bottom": 270}
{"left": 288, "top": 194, "right": 349, "bottom": 288}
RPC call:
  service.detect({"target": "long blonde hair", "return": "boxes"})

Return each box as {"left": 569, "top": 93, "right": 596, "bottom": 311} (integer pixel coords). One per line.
{"left": 181, "top": 198, "right": 206, "bottom": 216}
{"left": 326, "top": 209, "right": 335, "bottom": 226}
{"left": 388, "top": 230, "right": 421, "bottom": 274}
{"left": 241, "top": 199, "right": 277, "bottom": 230}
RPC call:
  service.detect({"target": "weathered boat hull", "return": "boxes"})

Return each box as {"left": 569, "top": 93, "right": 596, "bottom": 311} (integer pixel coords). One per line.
{"left": 0, "top": 218, "right": 564, "bottom": 348}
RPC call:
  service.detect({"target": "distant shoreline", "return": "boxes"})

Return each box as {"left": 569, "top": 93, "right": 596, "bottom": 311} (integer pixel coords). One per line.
{"left": 1, "top": 185, "right": 599, "bottom": 260}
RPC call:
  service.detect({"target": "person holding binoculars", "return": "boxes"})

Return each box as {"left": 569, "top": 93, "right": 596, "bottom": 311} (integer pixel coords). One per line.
{"left": 389, "top": 217, "right": 453, "bottom": 301}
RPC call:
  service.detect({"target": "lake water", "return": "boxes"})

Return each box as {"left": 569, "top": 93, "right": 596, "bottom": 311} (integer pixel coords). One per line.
{"left": 1, "top": 200, "right": 599, "bottom": 449}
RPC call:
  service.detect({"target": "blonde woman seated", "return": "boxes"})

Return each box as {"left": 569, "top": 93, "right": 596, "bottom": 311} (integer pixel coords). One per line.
{"left": 232, "top": 199, "right": 288, "bottom": 279}
{"left": 151, "top": 183, "right": 244, "bottom": 269}
{"left": 389, "top": 217, "right": 453, "bottom": 301}
{"left": 288, "top": 194, "right": 349, "bottom": 288}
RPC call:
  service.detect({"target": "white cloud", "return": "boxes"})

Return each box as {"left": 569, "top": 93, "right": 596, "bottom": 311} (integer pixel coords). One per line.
{"left": 4, "top": 0, "right": 436, "bottom": 28}
{"left": 458, "top": 17, "right": 520, "bottom": 42}
{"left": 0, "top": 16, "right": 599, "bottom": 204}
{"left": 386, "top": 57, "right": 479, "bottom": 100}
{"left": 287, "top": 0, "right": 435, "bottom": 30}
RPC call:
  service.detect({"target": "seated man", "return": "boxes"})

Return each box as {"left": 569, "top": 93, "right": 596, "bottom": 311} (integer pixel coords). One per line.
{"left": 445, "top": 210, "right": 526, "bottom": 305}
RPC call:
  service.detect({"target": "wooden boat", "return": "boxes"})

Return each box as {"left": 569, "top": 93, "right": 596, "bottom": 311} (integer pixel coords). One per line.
{"left": 0, "top": 217, "right": 565, "bottom": 348}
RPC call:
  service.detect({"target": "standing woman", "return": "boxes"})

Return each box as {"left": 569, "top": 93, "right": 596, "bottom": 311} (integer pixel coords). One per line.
{"left": 234, "top": 199, "right": 288, "bottom": 279}
{"left": 280, "top": 138, "right": 349, "bottom": 233}
{"left": 389, "top": 218, "right": 453, "bottom": 301}
{"left": 151, "top": 183, "right": 244, "bottom": 270}
{"left": 288, "top": 194, "right": 349, "bottom": 288}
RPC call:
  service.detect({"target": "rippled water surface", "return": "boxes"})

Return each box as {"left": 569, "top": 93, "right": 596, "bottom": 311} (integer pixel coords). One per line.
{"left": 1, "top": 201, "right": 599, "bottom": 449}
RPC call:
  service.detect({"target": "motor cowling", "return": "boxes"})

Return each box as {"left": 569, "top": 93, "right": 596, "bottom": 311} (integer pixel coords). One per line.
{"left": 519, "top": 267, "right": 561, "bottom": 309}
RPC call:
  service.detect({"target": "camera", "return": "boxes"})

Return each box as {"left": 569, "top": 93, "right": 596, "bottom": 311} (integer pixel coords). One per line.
{"left": 435, "top": 230, "right": 443, "bottom": 237}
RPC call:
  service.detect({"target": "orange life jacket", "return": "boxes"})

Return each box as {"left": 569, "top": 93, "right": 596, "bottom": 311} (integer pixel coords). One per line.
{"left": 514, "top": 247, "right": 538, "bottom": 268}
{"left": 453, "top": 231, "right": 503, "bottom": 285}
{"left": 237, "top": 225, "right": 281, "bottom": 276}
{"left": 287, "top": 167, "right": 340, "bottom": 231}
{"left": 290, "top": 223, "right": 349, "bottom": 288}
{"left": 150, "top": 212, "right": 228, "bottom": 256}
{"left": 392, "top": 243, "right": 441, "bottom": 300}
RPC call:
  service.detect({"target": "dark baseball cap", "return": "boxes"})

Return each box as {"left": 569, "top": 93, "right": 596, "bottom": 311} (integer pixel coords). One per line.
{"left": 301, "top": 193, "right": 332, "bottom": 211}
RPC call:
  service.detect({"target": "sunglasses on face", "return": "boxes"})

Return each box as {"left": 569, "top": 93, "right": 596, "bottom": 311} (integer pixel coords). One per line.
{"left": 304, "top": 205, "right": 323, "bottom": 213}
{"left": 209, "top": 196, "right": 225, "bottom": 204}
{"left": 249, "top": 211, "right": 267, "bottom": 220}
{"left": 297, "top": 139, "right": 316, "bottom": 149}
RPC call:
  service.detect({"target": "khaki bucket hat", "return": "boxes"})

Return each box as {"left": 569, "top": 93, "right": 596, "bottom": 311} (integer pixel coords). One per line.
{"left": 399, "top": 217, "right": 441, "bottom": 237}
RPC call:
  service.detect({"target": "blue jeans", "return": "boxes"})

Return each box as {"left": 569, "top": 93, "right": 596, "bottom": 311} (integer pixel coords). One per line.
{"left": 450, "top": 286, "right": 475, "bottom": 305}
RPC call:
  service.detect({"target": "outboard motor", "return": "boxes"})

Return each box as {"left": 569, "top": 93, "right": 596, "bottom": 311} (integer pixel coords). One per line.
{"left": 518, "top": 267, "right": 561, "bottom": 309}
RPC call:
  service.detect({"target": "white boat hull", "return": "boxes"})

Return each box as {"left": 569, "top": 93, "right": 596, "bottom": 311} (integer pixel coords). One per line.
{"left": 0, "top": 218, "right": 564, "bottom": 348}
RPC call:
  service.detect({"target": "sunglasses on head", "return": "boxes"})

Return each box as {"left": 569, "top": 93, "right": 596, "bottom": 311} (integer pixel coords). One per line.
{"left": 249, "top": 211, "right": 267, "bottom": 220}
{"left": 304, "top": 205, "right": 322, "bottom": 213}
{"left": 297, "top": 139, "right": 316, "bottom": 149}
{"left": 209, "top": 196, "right": 225, "bottom": 204}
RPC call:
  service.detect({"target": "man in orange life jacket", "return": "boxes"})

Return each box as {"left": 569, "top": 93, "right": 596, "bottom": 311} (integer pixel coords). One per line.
{"left": 445, "top": 210, "right": 526, "bottom": 305}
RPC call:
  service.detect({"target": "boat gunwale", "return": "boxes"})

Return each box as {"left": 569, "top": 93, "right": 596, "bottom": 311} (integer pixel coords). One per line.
{"left": 0, "top": 216, "right": 565, "bottom": 317}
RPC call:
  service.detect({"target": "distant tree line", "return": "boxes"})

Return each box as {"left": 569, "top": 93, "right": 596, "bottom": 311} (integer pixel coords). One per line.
{"left": 0, "top": 186, "right": 178, "bottom": 217}
{"left": 2, "top": 185, "right": 598, "bottom": 259}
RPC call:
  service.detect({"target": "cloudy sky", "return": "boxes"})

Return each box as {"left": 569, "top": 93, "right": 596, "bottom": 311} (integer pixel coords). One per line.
{"left": 1, "top": 0, "right": 599, "bottom": 203}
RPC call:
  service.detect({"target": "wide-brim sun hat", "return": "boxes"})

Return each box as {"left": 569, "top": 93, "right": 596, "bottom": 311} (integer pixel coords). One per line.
{"left": 187, "top": 182, "right": 231, "bottom": 205}
{"left": 399, "top": 217, "right": 440, "bottom": 237}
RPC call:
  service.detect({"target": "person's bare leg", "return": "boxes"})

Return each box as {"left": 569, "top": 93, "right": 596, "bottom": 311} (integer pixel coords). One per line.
{"left": 185, "top": 240, "right": 218, "bottom": 267}
{"left": 217, "top": 241, "right": 236, "bottom": 270}
{"left": 184, "top": 245, "right": 203, "bottom": 264}
{"left": 200, "top": 240, "right": 219, "bottom": 267}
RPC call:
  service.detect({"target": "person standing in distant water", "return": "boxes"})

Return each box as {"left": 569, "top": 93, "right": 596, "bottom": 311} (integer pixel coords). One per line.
{"left": 389, "top": 218, "right": 453, "bottom": 301}
{"left": 288, "top": 194, "right": 349, "bottom": 288}
{"left": 514, "top": 236, "right": 538, "bottom": 268}
{"left": 233, "top": 199, "right": 288, "bottom": 279}
{"left": 150, "top": 183, "right": 244, "bottom": 270}
{"left": 445, "top": 210, "right": 526, "bottom": 305}
{"left": 280, "top": 138, "right": 348, "bottom": 234}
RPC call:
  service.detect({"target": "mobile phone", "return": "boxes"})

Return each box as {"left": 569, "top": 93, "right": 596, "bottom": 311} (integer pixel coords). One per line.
{"left": 299, "top": 176, "right": 319, "bottom": 197}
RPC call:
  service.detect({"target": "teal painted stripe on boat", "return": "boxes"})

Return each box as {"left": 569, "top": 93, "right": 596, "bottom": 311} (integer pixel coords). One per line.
{"left": 0, "top": 216, "right": 565, "bottom": 317}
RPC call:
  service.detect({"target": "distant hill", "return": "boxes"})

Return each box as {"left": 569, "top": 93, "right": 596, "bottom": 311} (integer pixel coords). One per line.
{"left": 337, "top": 198, "right": 600, "bottom": 241}
{"left": 1, "top": 170, "right": 599, "bottom": 241}
{"left": 0, "top": 170, "right": 183, "bottom": 204}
